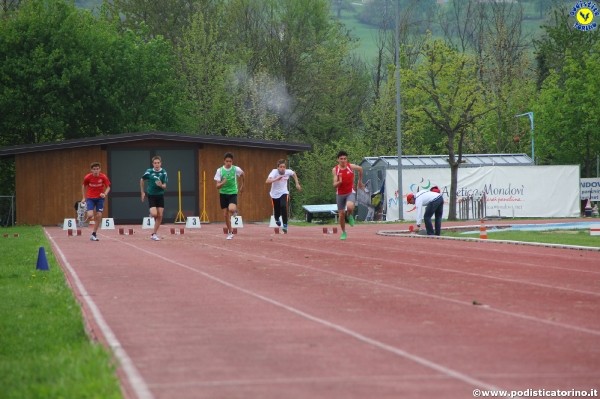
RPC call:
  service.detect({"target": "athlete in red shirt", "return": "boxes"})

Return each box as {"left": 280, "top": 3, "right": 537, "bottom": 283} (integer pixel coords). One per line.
{"left": 81, "top": 162, "right": 111, "bottom": 241}
{"left": 332, "top": 150, "right": 364, "bottom": 240}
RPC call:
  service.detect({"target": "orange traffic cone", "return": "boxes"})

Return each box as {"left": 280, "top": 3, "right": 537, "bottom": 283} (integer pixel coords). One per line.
{"left": 479, "top": 220, "right": 488, "bottom": 239}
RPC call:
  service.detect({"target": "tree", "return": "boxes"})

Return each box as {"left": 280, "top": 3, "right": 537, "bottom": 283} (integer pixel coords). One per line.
{"left": 403, "top": 39, "right": 491, "bottom": 220}
{"left": 536, "top": 44, "right": 600, "bottom": 177}
{"left": 369, "top": 0, "right": 428, "bottom": 101}
{"left": 222, "top": 0, "right": 370, "bottom": 143}
{"left": 358, "top": 0, "right": 436, "bottom": 32}
{"left": 104, "top": 0, "right": 212, "bottom": 46}
{"left": 178, "top": 6, "right": 241, "bottom": 136}
{"left": 534, "top": 6, "right": 600, "bottom": 89}
{"left": 533, "top": 0, "right": 547, "bottom": 19}
{"left": 533, "top": 3, "right": 600, "bottom": 176}
{"left": 438, "top": 0, "right": 535, "bottom": 154}
{"left": 0, "top": 0, "right": 189, "bottom": 146}
{"left": 105, "top": 0, "right": 371, "bottom": 143}
{"left": 0, "top": 0, "right": 20, "bottom": 15}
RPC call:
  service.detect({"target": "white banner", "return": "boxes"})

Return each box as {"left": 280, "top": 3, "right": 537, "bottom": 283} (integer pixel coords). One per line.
{"left": 384, "top": 165, "right": 580, "bottom": 221}
{"left": 580, "top": 178, "right": 600, "bottom": 201}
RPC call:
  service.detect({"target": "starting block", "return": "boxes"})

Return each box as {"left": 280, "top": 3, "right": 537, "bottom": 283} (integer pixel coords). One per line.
{"left": 118, "top": 228, "right": 135, "bottom": 235}
{"left": 67, "top": 229, "right": 82, "bottom": 236}
{"left": 322, "top": 227, "right": 338, "bottom": 234}
{"left": 223, "top": 227, "right": 238, "bottom": 234}
{"left": 170, "top": 227, "right": 185, "bottom": 235}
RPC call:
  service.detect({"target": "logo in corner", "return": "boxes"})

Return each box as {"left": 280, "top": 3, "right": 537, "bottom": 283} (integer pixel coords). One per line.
{"left": 570, "top": 1, "right": 599, "bottom": 31}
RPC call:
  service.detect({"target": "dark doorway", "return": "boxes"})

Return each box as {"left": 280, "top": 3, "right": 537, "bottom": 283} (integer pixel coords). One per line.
{"left": 108, "top": 147, "right": 198, "bottom": 224}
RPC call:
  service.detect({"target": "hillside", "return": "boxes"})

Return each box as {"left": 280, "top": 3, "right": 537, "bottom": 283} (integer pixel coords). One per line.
{"left": 75, "top": 0, "right": 552, "bottom": 62}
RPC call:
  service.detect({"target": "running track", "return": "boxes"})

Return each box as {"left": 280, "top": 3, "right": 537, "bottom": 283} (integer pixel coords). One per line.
{"left": 45, "top": 222, "right": 600, "bottom": 399}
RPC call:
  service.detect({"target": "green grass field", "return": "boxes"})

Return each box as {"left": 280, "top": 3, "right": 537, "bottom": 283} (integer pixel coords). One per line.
{"left": 445, "top": 228, "right": 600, "bottom": 248}
{"left": 0, "top": 226, "right": 123, "bottom": 399}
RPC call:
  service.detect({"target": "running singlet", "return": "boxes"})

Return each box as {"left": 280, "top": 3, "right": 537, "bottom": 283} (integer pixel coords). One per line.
{"left": 334, "top": 165, "right": 355, "bottom": 195}
{"left": 83, "top": 173, "right": 111, "bottom": 199}
{"left": 219, "top": 166, "right": 238, "bottom": 194}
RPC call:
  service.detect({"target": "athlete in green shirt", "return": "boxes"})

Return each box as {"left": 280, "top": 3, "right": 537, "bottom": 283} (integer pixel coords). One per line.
{"left": 214, "top": 152, "right": 245, "bottom": 240}
{"left": 140, "top": 155, "right": 168, "bottom": 240}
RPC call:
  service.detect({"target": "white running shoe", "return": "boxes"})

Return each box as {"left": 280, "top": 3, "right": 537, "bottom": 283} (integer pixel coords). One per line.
{"left": 151, "top": 234, "right": 160, "bottom": 241}
{"left": 226, "top": 233, "right": 234, "bottom": 240}
{"left": 90, "top": 234, "right": 99, "bottom": 241}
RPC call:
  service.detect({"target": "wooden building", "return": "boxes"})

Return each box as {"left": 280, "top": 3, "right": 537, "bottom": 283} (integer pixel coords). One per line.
{"left": 0, "top": 132, "right": 311, "bottom": 225}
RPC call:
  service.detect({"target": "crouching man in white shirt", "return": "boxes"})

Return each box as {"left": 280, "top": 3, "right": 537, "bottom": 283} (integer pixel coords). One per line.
{"left": 407, "top": 190, "right": 444, "bottom": 236}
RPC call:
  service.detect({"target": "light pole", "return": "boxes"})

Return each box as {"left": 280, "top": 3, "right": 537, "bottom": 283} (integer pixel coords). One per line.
{"left": 395, "top": 0, "right": 403, "bottom": 220}
{"left": 515, "top": 112, "right": 534, "bottom": 164}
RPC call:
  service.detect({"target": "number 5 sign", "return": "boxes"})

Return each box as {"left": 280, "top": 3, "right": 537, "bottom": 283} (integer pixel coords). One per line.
{"left": 101, "top": 218, "right": 115, "bottom": 229}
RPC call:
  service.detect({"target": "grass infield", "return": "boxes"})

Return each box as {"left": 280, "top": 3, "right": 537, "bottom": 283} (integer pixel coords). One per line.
{"left": 444, "top": 228, "right": 600, "bottom": 248}
{"left": 0, "top": 226, "right": 123, "bottom": 399}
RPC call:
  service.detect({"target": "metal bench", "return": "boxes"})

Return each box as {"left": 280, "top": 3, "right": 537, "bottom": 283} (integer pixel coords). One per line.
{"left": 302, "top": 204, "right": 338, "bottom": 223}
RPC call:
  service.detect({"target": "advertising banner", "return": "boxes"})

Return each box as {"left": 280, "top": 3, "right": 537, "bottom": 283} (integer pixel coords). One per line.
{"left": 580, "top": 178, "right": 600, "bottom": 201}
{"left": 384, "top": 165, "right": 580, "bottom": 221}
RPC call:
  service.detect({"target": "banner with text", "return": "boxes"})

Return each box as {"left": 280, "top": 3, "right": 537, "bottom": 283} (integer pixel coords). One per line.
{"left": 384, "top": 165, "right": 580, "bottom": 221}
{"left": 580, "top": 178, "right": 600, "bottom": 201}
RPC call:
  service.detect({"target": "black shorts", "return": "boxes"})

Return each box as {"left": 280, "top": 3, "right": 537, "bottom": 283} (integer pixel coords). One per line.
{"left": 220, "top": 193, "right": 238, "bottom": 209}
{"left": 148, "top": 194, "right": 165, "bottom": 209}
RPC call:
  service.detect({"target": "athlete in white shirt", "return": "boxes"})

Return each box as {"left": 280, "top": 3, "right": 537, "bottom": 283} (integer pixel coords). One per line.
{"left": 265, "top": 159, "right": 302, "bottom": 234}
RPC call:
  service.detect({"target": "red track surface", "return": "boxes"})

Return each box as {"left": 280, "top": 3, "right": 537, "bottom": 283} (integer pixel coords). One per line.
{"left": 45, "top": 222, "right": 600, "bottom": 399}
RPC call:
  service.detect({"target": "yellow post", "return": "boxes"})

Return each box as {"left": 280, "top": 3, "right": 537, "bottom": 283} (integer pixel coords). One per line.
{"left": 201, "top": 170, "right": 209, "bottom": 223}
{"left": 174, "top": 170, "right": 186, "bottom": 223}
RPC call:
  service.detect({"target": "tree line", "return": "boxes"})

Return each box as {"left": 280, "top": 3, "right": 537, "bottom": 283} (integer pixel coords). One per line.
{"left": 1, "top": 0, "right": 598, "bottom": 220}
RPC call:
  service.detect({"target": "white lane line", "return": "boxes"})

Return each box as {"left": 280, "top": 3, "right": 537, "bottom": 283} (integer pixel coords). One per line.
{"left": 202, "top": 240, "right": 600, "bottom": 337}
{"left": 149, "top": 373, "right": 449, "bottom": 388}
{"left": 277, "top": 241, "right": 600, "bottom": 297}
{"left": 373, "top": 234, "right": 600, "bottom": 273}
{"left": 111, "top": 238, "right": 505, "bottom": 393}
{"left": 45, "top": 229, "right": 155, "bottom": 399}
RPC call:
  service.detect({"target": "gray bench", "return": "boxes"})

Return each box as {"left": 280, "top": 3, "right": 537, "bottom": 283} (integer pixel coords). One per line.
{"left": 302, "top": 204, "right": 338, "bottom": 223}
